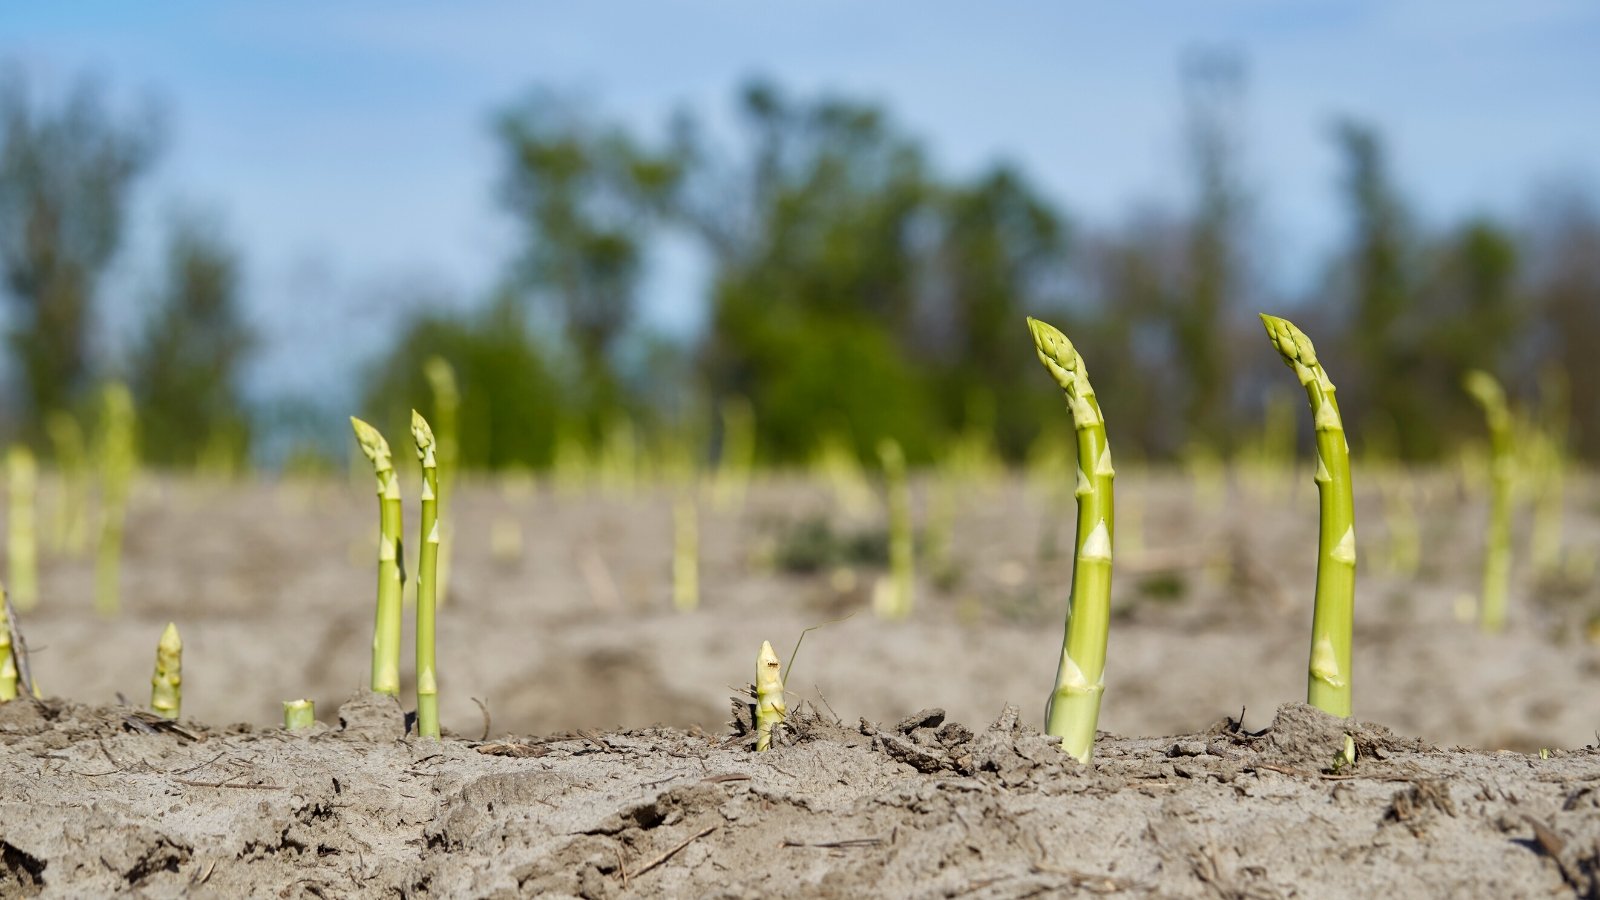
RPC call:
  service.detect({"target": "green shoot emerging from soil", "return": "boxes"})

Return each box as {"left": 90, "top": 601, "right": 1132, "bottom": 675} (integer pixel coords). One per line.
{"left": 1027, "top": 317, "right": 1115, "bottom": 763}
{"left": 283, "top": 699, "right": 315, "bottom": 731}
{"left": 150, "top": 622, "right": 182, "bottom": 719}
{"left": 1463, "top": 370, "right": 1514, "bottom": 633}
{"left": 755, "top": 640, "right": 786, "bottom": 751}
{"left": 351, "top": 417, "right": 403, "bottom": 696}
{"left": 0, "top": 581, "right": 15, "bottom": 702}
{"left": 412, "top": 410, "right": 442, "bottom": 739}
{"left": 1260, "top": 314, "right": 1355, "bottom": 718}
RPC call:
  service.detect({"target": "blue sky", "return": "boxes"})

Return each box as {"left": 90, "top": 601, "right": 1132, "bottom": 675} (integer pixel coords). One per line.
{"left": 4, "top": 1, "right": 1598, "bottom": 402}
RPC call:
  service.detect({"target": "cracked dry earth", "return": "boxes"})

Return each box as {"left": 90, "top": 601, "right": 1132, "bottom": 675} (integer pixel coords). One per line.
{"left": 1, "top": 695, "right": 1597, "bottom": 899}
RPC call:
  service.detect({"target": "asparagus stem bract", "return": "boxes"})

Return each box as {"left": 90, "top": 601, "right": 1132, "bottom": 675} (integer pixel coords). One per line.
{"left": 1463, "top": 370, "right": 1514, "bottom": 633}
{"left": 755, "top": 640, "right": 786, "bottom": 751}
{"left": 351, "top": 417, "right": 403, "bottom": 696}
{"left": 1027, "top": 317, "right": 1115, "bottom": 763}
{"left": 412, "top": 411, "right": 441, "bottom": 739}
{"left": 1260, "top": 314, "right": 1355, "bottom": 717}
{"left": 150, "top": 622, "right": 182, "bottom": 719}
{"left": 6, "top": 446, "right": 39, "bottom": 612}
{"left": 283, "top": 699, "right": 316, "bottom": 730}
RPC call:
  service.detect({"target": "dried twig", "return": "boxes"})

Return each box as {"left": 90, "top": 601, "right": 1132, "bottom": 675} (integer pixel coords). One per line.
{"left": 3, "top": 588, "right": 38, "bottom": 701}
{"left": 631, "top": 825, "right": 718, "bottom": 879}
{"left": 471, "top": 697, "right": 491, "bottom": 741}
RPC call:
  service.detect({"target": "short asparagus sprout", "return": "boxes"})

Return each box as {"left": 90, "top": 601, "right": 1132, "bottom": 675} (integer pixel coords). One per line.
{"left": 1260, "top": 314, "right": 1355, "bottom": 718}
{"left": 412, "top": 411, "right": 442, "bottom": 739}
{"left": 283, "top": 699, "right": 315, "bottom": 731}
{"left": 1463, "top": 370, "right": 1514, "bottom": 634}
{"left": 873, "top": 438, "right": 914, "bottom": 620}
{"left": 6, "top": 446, "right": 39, "bottom": 611}
{"left": 96, "top": 383, "right": 138, "bottom": 617}
{"left": 755, "top": 640, "right": 786, "bottom": 751}
{"left": 351, "top": 417, "right": 403, "bottom": 696}
{"left": 0, "top": 582, "right": 16, "bottom": 702}
{"left": 150, "top": 622, "right": 182, "bottom": 719}
{"left": 1027, "top": 317, "right": 1115, "bottom": 763}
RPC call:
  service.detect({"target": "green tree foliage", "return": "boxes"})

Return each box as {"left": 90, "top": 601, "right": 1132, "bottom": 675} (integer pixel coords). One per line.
{"left": 0, "top": 70, "right": 158, "bottom": 433}
{"left": 363, "top": 297, "right": 564, "bottom": 470}
{"left": 130, "top": 212, "right": 254, "bottom": 468}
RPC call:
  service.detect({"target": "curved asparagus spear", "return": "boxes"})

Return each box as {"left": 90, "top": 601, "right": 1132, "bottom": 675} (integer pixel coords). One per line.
{"left": 755, "top": 640, "right": 786, "bottom": 751}
{"left": 1463, "top": 370, "right": 1514, "bottom": 633}
{"left": 412, "top": 411, "right": 441, "bottom": 738}
{"left": 351, "top": 417, "right": 403, "bottom": 696}
{"left": 150, "top": 622, "right": 182, "bottom": 719}
{"left": 1027, "top": 317, "right": 1115, "bottom": 763}
{"left": 1260, "top": 314, "right": 1355, "bottom": 717}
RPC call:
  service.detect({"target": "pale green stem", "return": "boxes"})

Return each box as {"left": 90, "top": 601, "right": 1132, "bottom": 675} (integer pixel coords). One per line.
{"left": 45, "top": 411, "right": 89, "bottom": 556}
{"left": 1028, "top": 317, "right": 1115, "bottom": 763}
{"left": 1261, "top": 314, "right": 1355, "bottom": 718}
{"left": 95, "top": 383, "right": 137, "bottom": 617}
{"left": 875, "top": 438, "right": 914, "bottom": 620}
{"left": 423, "top": 357, "right": 458, "bottom": 606}
{"left": 0, "top": 582, "right": 15, "bottom": 702}
{"left": 1464, "top": 370, "right": 1514, "bottom": 633}
{"left": 150, "top": 622, "right": 182, "bottom": 719}
{"left": 352, "top": 417, "right": 403, "bottom": 696}
{"left": 413, "top": 411, "right": 441, "bottom": 738}
{"left": 283, "top": 699, "right": 316, "bottom": 730}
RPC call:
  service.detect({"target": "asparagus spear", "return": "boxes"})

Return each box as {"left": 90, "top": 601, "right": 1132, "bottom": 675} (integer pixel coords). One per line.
{"left": 422, "top": 357, "right": 458, "bottom": 606}
{"left": 283, "top": 699, "right": 315, "bottom": 730}
{"left": 95, "top": 383, "right": 137, "bottom": 617}
{"left": 1027, "top": 318, "right": 1115, "bottom": 763}
{"left": 412, "top": 411, "right": 441, "bottom": 739}
{"left": 351, "top": 417, "right": 403, "bottom": 696}
{"left": 0, "top": 582, "right": 15, "bottom": 702}
{"left": 1260, "top": 314, "right": 1355, "bottom": 717}
{"left": 1463, "top": 370, "right": 1514, "bottom": 633}
{"left": 6, "top": 446, "right": 38, "bottom": 611}
{"left": 150, "top": 622, "right": 182, "bottom": 719}
{"left": 874, "top": 438, "right": 914, "bottom": 620}
{"left": 755, "top": 640, "right": 786, "bottom": 751}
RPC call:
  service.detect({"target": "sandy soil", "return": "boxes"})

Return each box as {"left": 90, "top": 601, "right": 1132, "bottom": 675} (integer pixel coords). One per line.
{"left": 3, "top": 470, "right": 1600, "bottom": 896}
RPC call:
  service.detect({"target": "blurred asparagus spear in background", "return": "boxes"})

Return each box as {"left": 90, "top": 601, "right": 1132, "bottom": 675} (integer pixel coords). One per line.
{"left": 872, "top": 438, "right": 914, "bottom": 620}
{"left": 1027, "top": 317, "right": 1115, "bottom": 763}
{"left": 351, "top": 417, "right": 403, "bottom": 696}
{"left": 1464, "top": 370, "right": 1515, "bottom": 633}
{"left": 673, "top": 491, "right": 699, "bottom": 612}
{"left": 423, "top": 357, "right": 458, "bottom": 605}
{"left": 412, "top": 410, "right": 442, "bottom": 739}
{"left": 45, "top": 411, "right": 89, "bottom": 556}
{"left": 1261, "top": 314, "right": 1355, "bottom": 717}
{"left": 95, "top": 383, "right": 137, "bottom": 617}
{"left": 150, "top": 622, "right": 182, "bottom": 719}
{"left": 755, "top": 640, "right": 786, "bottom": 751}
{"left": 6, "top": 446, "right": 39, "bottom": 612}
{"left": 713, "top": 395, "right": 755, "bottom": 513}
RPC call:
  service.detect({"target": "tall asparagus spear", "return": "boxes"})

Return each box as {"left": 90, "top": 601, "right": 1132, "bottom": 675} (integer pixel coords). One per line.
{"left": 412, "top": 410, "right": 441, "bottom": 739}
{"left": 874, "top": 438, "right": 915, "bottom": 620}
{"left": 351, "top": 417, "right": 403, "bottom": 696}
{"left": 755, "top": 640, "right": 786, "bottom": 751}
{"left": 0, "top": 582, "right": 16, "bottom": 702}
{"left": 1027, "top": 317, "right": 1115, "bottom": 763}
{"left": 422, "top": 357, "right": 458, "bottom": 606}
{"left": 6, "top": 446, "right": 39, "bottom": 611}
{"left": 150, "top": 622, "right": 182, "bottom": 719}
{"left": 1260, "top": 314, "right": 1355, "bottom": 717}
{"left": 1463, "top": 370, "right": 1514, "bottom": 633}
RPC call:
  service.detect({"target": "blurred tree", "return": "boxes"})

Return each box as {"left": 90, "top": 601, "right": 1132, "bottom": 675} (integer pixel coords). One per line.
{"left": 1524, "top": 188, "right": 1600, "bottom": 457}
{"left": 130, "top": 212, "right": 254, "bottom": 468}
{"left": 1175, "top": 50, "right": 1248, "bottom": 450}
{"left": 495, "top": 92, "right": 683, "bottom": 432}
{"left": 363, "top": 295, "right": 564, "bottom": 470}
{"left": 0, "top": 69, "right": 159, "bottom": 434}
{"left": 1329, "top": 120, "right": 1425, "bottom": 457}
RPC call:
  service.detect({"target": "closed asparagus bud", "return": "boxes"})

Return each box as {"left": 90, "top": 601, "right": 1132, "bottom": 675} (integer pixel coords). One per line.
{"left": 1464, "top": 370, "right": 1515, "bottom": 633}
{"left": 412, "top": 410, "right": 441, "bottom": 740}
{"left": 283, "top": 699, "right": 316, "bottom": 731}
{"left": 1027, "top": 317, "right": 1115, "bottom": 763}
{"left": 755, "top": 640, "right": 786, "bottom": 752}
{"left": 6, "top": 446, "right": 39, "bottom": 612}
{"left": 150, "top": 622, "right": 182, "bottom": 719}
{"left": 0, "top": 582, "right": 15, "bottom": 703}
{"left": 1261, "top": 314, "right": 1355, "bottom": 718}
{"left": 351, "top": 417, "right": 403, "bottom": 696}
